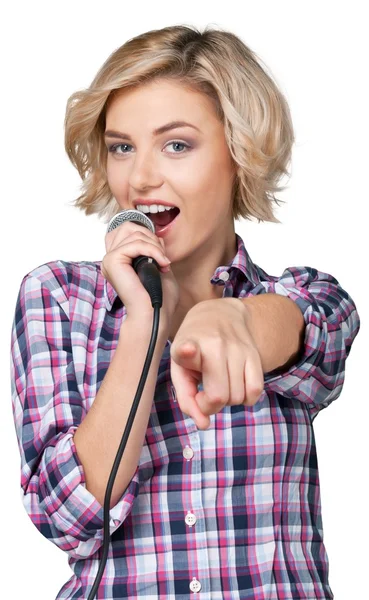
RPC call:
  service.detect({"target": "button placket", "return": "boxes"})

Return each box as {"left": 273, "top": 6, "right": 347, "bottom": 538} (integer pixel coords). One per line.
{"left": 184, "top": 435, "right": 205, "bottom": 595}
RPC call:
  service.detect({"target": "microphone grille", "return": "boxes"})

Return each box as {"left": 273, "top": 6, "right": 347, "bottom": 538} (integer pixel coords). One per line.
{"left": 106, "top": 209, "right": 155, "bottom": 234}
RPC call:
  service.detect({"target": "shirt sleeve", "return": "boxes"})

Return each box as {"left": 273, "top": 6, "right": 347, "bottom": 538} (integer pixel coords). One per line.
{"left": 250, "top": 266, "right": 361, "bottom": 421}
{"left": 10, "top": 272, "right": 140, "bottom": 560}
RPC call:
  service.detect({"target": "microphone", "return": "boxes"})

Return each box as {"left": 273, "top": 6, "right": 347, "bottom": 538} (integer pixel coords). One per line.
{"left": 106, "top": 209, "right": 163, "bottom": 308}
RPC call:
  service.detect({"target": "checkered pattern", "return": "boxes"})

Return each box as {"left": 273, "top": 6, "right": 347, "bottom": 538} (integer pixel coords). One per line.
{"left": 10, "top": 233, "right": 360, "bottom": 599}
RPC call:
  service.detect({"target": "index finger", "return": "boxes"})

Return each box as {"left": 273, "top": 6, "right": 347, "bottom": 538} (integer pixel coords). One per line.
{"left": 104, "top": 220, "right": 158, "bottom": 252}
{"left": 170, "top": 359, "right": 211, "bottom": 430}
{"left": 185, "top": 392, "right": 211, "bottom": 430}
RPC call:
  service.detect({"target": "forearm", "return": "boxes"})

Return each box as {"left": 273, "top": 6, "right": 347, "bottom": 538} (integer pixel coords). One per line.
{"left": 239, "top": 294, "right": 305, "bottom": 374}
{"left": 73, "top": 319, "right": 167, "bottom": 509}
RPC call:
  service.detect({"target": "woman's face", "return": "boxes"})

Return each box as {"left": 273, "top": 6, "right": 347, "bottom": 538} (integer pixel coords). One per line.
{"left": 104, "top": 79, "right": 236, "bottom": 262}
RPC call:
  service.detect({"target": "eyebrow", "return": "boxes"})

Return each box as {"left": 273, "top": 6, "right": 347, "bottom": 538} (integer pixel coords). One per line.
{"left": 104, "top": 120, "right": 201, "bottom": 140}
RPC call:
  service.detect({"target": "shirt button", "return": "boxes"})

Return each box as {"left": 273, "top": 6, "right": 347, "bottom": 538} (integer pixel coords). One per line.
{"left": 189, "top": 578, "right": 202, "bottom": 593}
{"left": 185, "top": 511, "right": 197, "bottom": 527}
{"left": 183, "top": 446, "right": 194, "bottom": 460}
{"left": 219, "top": 270, "right": 229, "bottom": 282}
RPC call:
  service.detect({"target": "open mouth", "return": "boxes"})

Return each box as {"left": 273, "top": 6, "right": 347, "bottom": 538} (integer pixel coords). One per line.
{"left": 149, "top": 207, "right": 180, "bottom": 230}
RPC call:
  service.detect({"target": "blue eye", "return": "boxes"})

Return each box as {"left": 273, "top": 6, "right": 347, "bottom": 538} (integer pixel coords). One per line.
{"left": 166, "top": 141, "right": 190, "bottom": 153}
{"left": 108, "top": 143, "right": 132, "bottom": 154}
{"left": 108, "top": 141, "right": 191, "bottom": 155}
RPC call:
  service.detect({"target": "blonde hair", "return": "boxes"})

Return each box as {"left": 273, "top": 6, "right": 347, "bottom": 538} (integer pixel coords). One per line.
{"left": 64, "top": 24, "right": 295, "bottom": 225}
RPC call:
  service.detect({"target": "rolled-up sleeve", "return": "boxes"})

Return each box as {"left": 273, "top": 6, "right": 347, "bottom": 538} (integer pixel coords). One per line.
{"left": 251, "top": 266, "right": 360, "bottom": 421}
{"left": 10, "top": 273, "right": 140, "bottom": 560}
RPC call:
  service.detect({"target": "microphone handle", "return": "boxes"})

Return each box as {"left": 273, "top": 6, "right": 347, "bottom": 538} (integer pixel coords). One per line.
{"left": 132, "top": 256, "right": 163, "bottom": 309}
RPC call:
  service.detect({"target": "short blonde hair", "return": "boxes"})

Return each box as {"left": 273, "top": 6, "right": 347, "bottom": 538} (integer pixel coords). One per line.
{"left": 64, "top": 24, "right": 295, "bottom": 225}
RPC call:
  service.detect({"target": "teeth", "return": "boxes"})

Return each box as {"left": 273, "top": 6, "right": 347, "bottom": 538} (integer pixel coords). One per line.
{"left": 136, "top": 204, "right": 175, "bottom": 214}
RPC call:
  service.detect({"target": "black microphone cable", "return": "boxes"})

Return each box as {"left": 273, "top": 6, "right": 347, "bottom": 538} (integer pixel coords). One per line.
{"left": 88, "top": 210, "right": 163, "bottom": 600}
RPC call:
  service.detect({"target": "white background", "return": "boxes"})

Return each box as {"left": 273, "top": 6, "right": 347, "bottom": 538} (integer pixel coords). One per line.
{"left": 1, "top": 1, "right": 367, "bottom": 598}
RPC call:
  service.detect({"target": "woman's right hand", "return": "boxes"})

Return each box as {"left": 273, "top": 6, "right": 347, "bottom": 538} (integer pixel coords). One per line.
{"left": 102, "top": 221, "right": 180, "bottom": 335}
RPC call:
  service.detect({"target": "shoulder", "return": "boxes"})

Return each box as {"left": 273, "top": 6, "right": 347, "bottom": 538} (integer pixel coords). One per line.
{"left": 19, "top": 259, "right": 102, "bottom": 310}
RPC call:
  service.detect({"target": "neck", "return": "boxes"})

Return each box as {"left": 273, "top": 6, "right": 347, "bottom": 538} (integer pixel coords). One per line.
{"left": 168, "top": 225, "right": 238, "bottom": 342}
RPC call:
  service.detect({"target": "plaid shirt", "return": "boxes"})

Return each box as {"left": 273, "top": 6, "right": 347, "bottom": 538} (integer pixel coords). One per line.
{"left": 10, "top": 233, "right": 360, "bottom": 600}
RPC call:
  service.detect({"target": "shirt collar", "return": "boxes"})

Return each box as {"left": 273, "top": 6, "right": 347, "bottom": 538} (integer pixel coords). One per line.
{"left": 103, "top": 232, "right": 261, "bottom": 313}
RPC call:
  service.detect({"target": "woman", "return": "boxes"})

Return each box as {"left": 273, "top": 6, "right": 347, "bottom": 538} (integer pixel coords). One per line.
{"left": 10, "top": 24, "right": 360, "bottom": 599}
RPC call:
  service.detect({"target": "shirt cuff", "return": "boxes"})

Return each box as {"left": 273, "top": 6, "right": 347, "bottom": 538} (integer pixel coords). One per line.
{"left": 37, "top": 425, "right": 140, "bottom": 559}
{"left": 252, "top": 281, "right": 329, "bottom": 408}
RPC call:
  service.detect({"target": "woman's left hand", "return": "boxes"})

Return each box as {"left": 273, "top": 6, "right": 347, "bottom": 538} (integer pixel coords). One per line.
{"left": 170, "top": 298, "right": 265, "bottom": 430}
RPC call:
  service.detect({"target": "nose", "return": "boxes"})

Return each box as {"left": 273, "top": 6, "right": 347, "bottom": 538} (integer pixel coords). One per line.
{"left": 128, "top": 150, "right": 164, "bottom": 191}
